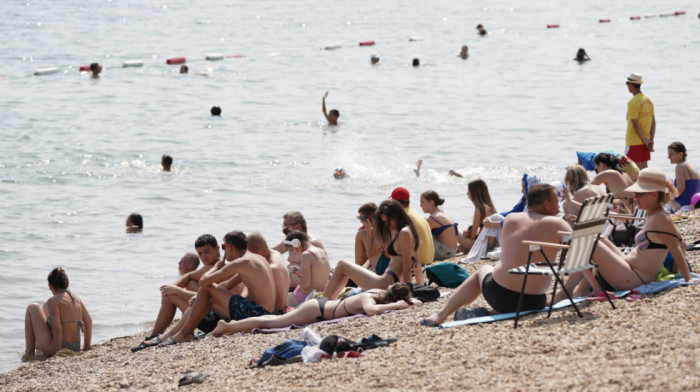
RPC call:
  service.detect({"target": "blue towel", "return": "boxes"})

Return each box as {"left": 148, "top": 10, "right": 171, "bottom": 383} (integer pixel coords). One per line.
{"left": 635, "top": 273, "right": 700, "bottom": 294}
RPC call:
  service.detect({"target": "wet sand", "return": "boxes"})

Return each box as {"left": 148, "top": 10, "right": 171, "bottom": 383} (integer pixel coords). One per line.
{"left": 2, "top": 217, "right": 699, "bottom": 391}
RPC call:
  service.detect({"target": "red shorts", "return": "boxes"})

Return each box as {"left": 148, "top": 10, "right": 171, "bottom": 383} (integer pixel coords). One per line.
{"left": 625, "top": 144, "right": 651, "bottom": 163}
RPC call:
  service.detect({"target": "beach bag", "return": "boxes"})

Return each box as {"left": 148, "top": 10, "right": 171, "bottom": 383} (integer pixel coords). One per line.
{"left": 424, "top": 263, "right": 469, "bottom": 288}
{"left": 408, "top": 283, "right": 440, "bottom": 302}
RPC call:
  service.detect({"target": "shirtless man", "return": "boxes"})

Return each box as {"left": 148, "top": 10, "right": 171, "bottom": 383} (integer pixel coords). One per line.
{"left": 247, "top": 232, "right": 289, "bottom": 312}
{"left": 148, "top": 235, "right": 222, "bottom": 338}
{"left": 156, "top": 231, "right": 276, "bottom": 344}
{"left": 322, "top": 91, "right": 339, "bottom": 126}
{"left": 178, "top": 252, "right": 199, "bottom": 275}
{"left": 272, "top": 211, "right": 325, "bottom": 288}
{"left": 421, "top": 184, "right": 570, "bottom": 325}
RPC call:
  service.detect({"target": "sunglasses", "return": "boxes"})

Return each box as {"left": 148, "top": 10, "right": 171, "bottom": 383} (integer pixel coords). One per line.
{"left": 634, "top": 192, "right": 648, "bottom": 197}
{"left": 221, "top": 243, "right": 233, "bottom": 249}
{"left": 356, "top": 215, "right": 369, "bottom": 221}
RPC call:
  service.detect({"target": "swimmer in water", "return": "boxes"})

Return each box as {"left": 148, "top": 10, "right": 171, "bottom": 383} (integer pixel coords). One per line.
{"left": 126, "top": 212, "right": 143, "bottom": 233}
{"left": 371, "top": 54, "right": 380, "bottom": 65}
{"left": 459, "top": 45, "right": 469, "bottom": 60}
{"left": 574, "top": 48, "right": 591, "bottom": 62}
{"left": 161, "top": 154, "right": 173, "bottom": 172}
{"left": 89, "top": 63, "right": 102, "bottom": 78}
{"left": 412, "top": 58, "right": 420, "bottom": 67}
{"left": 210, "top": 106, "right": 221, "bottom": 116}
{"left": 334, "top": 167, "right": 349, "bottom": 179}
{"left": 322, "top": 91, "right": 339, "bottom": 126}
{"left": 476, "top": 24, "right": 487, "bottom": 36}
{"left": 180, "top": 65, "right": 188, "bottom": 74}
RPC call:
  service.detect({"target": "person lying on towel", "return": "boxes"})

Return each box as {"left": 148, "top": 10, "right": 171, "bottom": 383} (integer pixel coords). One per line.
{"left": 421, "top": 184, "right": 570, "bottom": 326}
{"left": 212, "top": 283, "right": 417, "bottom": 335}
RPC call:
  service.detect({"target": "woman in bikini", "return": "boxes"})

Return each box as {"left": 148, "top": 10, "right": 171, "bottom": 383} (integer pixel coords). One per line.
{"left": 212, "top": 283, "right": 415, "bottom": 335}
{"left": 562, "top": 165, "right": 605, "bottom": 218}
{"left": 284, "top": 230, "right": 330, "bottom": 306}
{"left": 667, "top": 141, "right": 700, "bottom": 211}
{"left": 24, "top": 267, "right": 92, "bottom": 359}
{"left": 457, "top": 179, "right": 497, "bottom": 253}
{"left": 419, "top": 190, "right": 458, "bottom": 261}
{"left": 560, "top": 168, "right": 697, "bottom": 299}
{"left": 323, "top": 199, "right": 420, "bottom": 300}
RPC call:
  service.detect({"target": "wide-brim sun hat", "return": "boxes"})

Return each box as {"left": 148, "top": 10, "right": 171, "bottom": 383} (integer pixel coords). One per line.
{"left": 624, "top": 167, "right": 667, "bottom": 193}
{"left": 626, "top": 72, "right": 643, "bottom": 85}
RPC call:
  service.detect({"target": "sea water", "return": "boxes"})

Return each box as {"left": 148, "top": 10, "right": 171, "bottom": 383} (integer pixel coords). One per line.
{"left": 1, "top": 0, "right": 698, "bottom": 373}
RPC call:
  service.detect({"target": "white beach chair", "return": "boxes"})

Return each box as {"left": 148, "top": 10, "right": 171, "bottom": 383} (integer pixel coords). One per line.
{"left": 508, "top": 194, "right": 615, "bottom": 328}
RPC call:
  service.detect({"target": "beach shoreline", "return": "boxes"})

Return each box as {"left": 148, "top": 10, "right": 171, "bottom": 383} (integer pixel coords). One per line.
{"left": 3, "top": 216, "right": 699, "bottom": 391}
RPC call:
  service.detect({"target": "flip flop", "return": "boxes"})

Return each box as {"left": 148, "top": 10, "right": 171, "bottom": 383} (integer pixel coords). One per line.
{"left": 178, "top": 371, "right": 209, "bottom": 387}
{"left": 419, "top": 318, "right": 440, "bottom": 327}
{"left": 158, "top": 337, "right": 178, "bottom": 348}
{"left": 130, "top": 336, "right": 162, "bottom": 352}
{"left": 626, "top": 290, "right": 642, "bottom": 302}
{"left": 586, "top": 291, "right": 616, "bottom": 302}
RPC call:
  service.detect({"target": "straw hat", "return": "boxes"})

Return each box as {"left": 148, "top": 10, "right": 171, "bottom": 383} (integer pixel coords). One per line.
{"left": 624, "top": 167, "right": 667, "bottom": 193}
{"left": 626, "top": 72, "right": 643, "bottom": 85}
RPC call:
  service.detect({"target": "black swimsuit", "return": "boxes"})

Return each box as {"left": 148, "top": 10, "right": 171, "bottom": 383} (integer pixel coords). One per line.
{"left": 316, "top": 292, "right": 381, "bottom": 321}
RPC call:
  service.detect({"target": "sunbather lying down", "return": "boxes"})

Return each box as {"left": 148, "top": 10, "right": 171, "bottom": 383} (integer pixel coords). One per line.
{"left": 212, "top": 283, "right": 419, "bottom": 336}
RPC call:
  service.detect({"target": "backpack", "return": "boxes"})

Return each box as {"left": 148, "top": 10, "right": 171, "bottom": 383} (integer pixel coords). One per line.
{"left": 425, "top": 262, "right": 469, "bottom": 288}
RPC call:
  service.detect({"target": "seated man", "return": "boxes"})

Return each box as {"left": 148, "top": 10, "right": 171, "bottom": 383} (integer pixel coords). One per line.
{"left": 148, "top": 235, "right": 222, "bottom": 338}
{"left": 178, "top": 252, "right": 199, "bottom": 275}
{"left": 247, "top": 232, "right": 289, "bottom": 313}
{"left": 155, "top": 231, "right": 275, "bottom": 344}
{"left": 272, "top": 211, "right": 325, "bottom": 289}
{"left": 421, "top": 184, "right": 570, "bottom": 325}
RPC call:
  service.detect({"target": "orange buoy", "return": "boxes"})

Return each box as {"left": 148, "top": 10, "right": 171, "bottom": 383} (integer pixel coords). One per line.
{"left": 630, "top": 15, "right": 641, "bottom": 20}
{"left": 675, "top": 11, "right": 685, "bottom": 16}
{"left": 166, "top": 57, "right": 186, "bottom": 65}
{"left": 599, "top": 18, "right": 611, "bottom": 23}
{"left": 359, "top": 41, "right": 375, "bottom": 46}
{"left": 546, "top": 24, "right": 559, "bottom": 28}
{"left": 79, "top": 65, "right": 90, "bottom": 71}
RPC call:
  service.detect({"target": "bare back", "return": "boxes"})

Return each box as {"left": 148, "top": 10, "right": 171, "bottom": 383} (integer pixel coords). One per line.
{"left": 227, "top": 252, "right": 276, "bottom": 312}
{"left": 300, "top": 245, "right": 331, "bottom": 293}
{"left": 48, "top": 291, "right": 84, "bottom": 345}
{"left": 267, "top": 250, "right": 290, "bottom": 312}
{"left": 492, "top": 211, "right": 570, "bottom": 294}
{"left": 592, "top": 170, "right": 633, "bottom": 199}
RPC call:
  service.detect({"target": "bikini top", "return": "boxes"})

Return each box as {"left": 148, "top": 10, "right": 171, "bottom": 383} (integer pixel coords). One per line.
{"left": 634, "top": 230, "right": 681, "bottom": 250}
{"left": 387, "top": 234, "right": 400, "bottom": 256}
{"left": 46, "top": 290, "right": 84, "bottom": 331}
{"left": 331, "top": 291, "right": 382, "bottom": 318}
{"left": 429, "top": 216, "right": 459, "bottom": 236}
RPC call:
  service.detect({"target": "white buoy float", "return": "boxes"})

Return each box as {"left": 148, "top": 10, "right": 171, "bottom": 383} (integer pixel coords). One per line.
{"left": 205, "top": 53, "right": 224, "bottom": 61}
{"left": 34, "top": 67, "right": 59, "bottom": 76}
{"left": 323, "top": 43, "right": 342, "bottom": 50}
{"left": 123, "top": 60, "right": 144, "bottom": 68}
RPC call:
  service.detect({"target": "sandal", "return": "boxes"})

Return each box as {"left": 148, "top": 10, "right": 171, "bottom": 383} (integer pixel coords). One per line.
{"left": 586, "top": 291, "right": 616, "bottom": 302}
{"left": 158, "top": 337, "right": 178, "bottom": 348}
{"left": 178, "top": 370, "right": 209, "bottom": 387}
{"left": 626, "top": 290, "right": 642, "bottom": 302}
{"left": 419, "top": 318, "right": 440, "bottom": 327}
{"left": 130, "top": 336, "right": 162, "bottom": 352}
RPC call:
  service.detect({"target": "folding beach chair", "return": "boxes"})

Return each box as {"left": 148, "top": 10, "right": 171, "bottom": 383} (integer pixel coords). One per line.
{"left": 508, "top": 194, "right": 616, "bottom": 328}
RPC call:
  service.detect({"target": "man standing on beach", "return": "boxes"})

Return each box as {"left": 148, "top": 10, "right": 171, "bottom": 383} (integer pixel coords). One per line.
{"left": 247, "top": 232, "right": 290, "bottom": 313}
{"left": 625, "top": 72, "right": 656, "bottom": 169}
{"left": 147, "top": 235, "right": 222, "bottom": 338}
{"left": 421, "top": 184, "right": 570, "bottom": 325}
{"left": 156, "top": 231, "right": 276, "bottom": 345}
{"left": 272, "top": 211, "right": 325, "bottom": 289}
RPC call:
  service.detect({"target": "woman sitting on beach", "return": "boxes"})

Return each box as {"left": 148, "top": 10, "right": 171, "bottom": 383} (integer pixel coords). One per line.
{"left": 24, "top": 267, "right": 92, "bottom": 359}
{"left": 284, "top": 231, "right": 331, "bottom": 306}
{"left": 354, "top": 202, "right": 389, "bottom": 274}
{"left": 562, "top": 165, "right": 604, "bottom": 217}
{"left": 667, "top": 141, "right": 700, "bottom": 211}
{"left": 457, "top": 180, "right": 498, "bottom": 254}
{"left": 212, "top": 283, "right": 416, "bottom": 335}
{"left": 419, "top": 190, "right": 459, "bottom": 261}
{"left": 323, "top": 199, "right": 420, "bottom": 299}
{"left": 558, "top": 168, "right": 697, "bottom": 300}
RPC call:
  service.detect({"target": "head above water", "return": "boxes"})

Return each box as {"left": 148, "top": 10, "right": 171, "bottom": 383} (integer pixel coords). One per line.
{"left": 412, "top": 58, "right": 420, "bottom": 67}
{"left": 210, "top": 106, "right": 222, "bottom": 116}
{"left": 48, "top": 267, "right": 69, "bottom": 290}
{"left": 161, "top": 154, "right": 173, "bottom": 171}
{"left": 179, "top": 65, "right": 188, "bottom": 74}
{"left": 126, "top": 212, "right": 143, "bottom": 229}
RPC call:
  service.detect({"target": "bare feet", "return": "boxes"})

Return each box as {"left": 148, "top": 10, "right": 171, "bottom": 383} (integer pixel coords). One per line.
{"left": 212, "top": 320, "right": 230, "bottom": 337}
{"left": 414, "top": 159, "right": 423, "bottom": 177}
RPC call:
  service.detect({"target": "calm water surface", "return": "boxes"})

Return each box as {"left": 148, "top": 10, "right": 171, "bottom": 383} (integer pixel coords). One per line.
{"left": 1, "top": 0, "right": 698, "bottom": 373}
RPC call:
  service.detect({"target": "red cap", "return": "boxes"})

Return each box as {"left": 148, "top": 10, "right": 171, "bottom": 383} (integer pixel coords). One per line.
{"left": 390, "top": 187, "right": 410, "bottom": 201}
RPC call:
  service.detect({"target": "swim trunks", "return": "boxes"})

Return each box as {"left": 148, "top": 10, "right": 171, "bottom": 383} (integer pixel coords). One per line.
{"left": 433, "top": 237, "right": 457, "bottom": 261}
{"left": 228, "top": 295, "right": 271, "bottom": 321}
{"left": 196, "top": 310, "right": 222, "bottom": 333}
{"left": 481, "top": 272, "right": 546, "bottom": 313}
{"left": 625, "top": 144, "right": 651, "bottom": 164}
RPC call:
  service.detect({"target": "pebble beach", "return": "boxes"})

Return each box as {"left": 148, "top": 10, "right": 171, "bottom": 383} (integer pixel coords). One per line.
{"left": 3, "top": 216, "right": 699, "bottom": 391}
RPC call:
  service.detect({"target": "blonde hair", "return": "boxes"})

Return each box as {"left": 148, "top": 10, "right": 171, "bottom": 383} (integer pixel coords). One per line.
{"left": 564, "top": 165, "right": 590, "bottom": 192}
